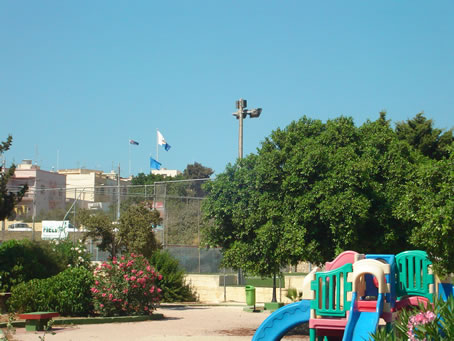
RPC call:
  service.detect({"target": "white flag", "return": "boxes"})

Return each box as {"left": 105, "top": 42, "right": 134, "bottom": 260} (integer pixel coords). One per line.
{"left": 157, "top": 130, "right": 171, "bottom": 151}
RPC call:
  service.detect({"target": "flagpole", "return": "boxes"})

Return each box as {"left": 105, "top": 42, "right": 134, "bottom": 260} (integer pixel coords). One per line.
{"left": 156, "top": 129, "right": 159, "bottom": 162}
{"left": 129, "top": 139, "right": 131, "bottom": 177}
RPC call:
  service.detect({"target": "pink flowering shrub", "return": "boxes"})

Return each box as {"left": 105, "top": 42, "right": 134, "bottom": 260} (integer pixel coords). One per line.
{"left": 407, "top": 311, "right": 436, "bottom": 341}
{"left": 373, "top": 295, "right": 454, "bottom": 340}
{"left": 91, "top": 253, "right": 163, "bottom": 316}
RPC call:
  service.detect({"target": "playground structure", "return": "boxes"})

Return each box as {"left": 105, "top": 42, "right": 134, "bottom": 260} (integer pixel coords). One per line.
{"left": 252, "top": 250, "right": 454, "bottom": 341}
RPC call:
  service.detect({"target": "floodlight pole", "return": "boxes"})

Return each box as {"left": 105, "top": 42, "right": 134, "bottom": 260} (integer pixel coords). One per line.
{"left": 238, "top": 100, "right": 245, "bottom": 159}
{"left": 233, "top": 99, "right": 262, "bottom": 286}
{"left": 234, "top": 99, "right": 262, "bottom": 160}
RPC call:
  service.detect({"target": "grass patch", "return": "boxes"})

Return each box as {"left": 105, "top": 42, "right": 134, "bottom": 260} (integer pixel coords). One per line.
{"left": 245, "top": 277, "right": 285, "bottom": 288}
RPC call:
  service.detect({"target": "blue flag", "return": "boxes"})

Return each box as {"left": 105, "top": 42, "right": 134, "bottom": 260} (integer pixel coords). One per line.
{"left": 129, "top": 139, "right": 139, "bottom": 145}
{"left": 150, "top": 157, "right": 161, "bottom": 170}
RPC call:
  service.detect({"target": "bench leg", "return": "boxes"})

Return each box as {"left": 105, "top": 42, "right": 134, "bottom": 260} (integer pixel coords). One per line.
{"left": 25, "top": 318, "right": 50, "bottom": 332}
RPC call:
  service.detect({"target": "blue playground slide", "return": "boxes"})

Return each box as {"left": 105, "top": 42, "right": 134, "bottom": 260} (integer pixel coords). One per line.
{"left": 252, "top": 299, "right": 311, "bottom": 341}
{"left": 438, "top": 283, "right": 454, "bottom": 302}
{"left": 342, "top": 293, "right": 384, "bottom": 341}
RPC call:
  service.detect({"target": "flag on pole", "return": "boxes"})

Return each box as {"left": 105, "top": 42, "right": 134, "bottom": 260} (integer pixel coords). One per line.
{"left": 150, "top": 157, "right": 161, "bottom": 170}
{"left": 129, "top": 139, "right": 139, "bottom": 145}
{"left": 157, "top": 130, "right": 171, "bottom": 151}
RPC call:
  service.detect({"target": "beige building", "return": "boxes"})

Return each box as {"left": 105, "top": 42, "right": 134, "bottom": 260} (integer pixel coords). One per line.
{"left": 57, "top": 168, "right": 131, "bottom": 210}
{"left": 8, "top": 160, "right": 67, "bottom": 218}
{"left": 151, "top": 168, "right": 182, "bottom": 177}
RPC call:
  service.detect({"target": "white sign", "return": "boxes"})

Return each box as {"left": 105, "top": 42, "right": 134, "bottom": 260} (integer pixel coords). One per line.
{"left": 41, "top": 220, "right": 77, "bottom": 240}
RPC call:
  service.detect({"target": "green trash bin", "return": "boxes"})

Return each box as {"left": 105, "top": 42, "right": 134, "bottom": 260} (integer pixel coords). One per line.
{"left": 245, "top": 285, "right": 256, "bottom": 306}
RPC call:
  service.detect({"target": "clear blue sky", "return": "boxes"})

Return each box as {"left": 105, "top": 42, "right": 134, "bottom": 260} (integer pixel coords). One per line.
{"left": 1, "top": 1, "right": 453, "bottom": 177}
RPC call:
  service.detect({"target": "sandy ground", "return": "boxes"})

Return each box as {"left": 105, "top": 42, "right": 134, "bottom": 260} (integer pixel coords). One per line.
{"left": 4, "top": 305, "right": 310, "bottom": 341}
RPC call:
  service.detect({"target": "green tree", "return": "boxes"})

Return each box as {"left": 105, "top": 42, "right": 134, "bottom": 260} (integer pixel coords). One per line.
{"left": 0, "top": 135, "right": 28, "bottom": 220}
{"left": 395, "top": 113, "right": 453, "bottom": 160}
{"left": 131, "top": 172, "right": 170, "bottom": 185}
{"left": 183, "top": 162, "right": 213, "bottom": 179}
{"left": 150, "top": 250, "right": 197, "bottom": 302}
{"left": 80, "top": 202, "right": 161, "bottom": 258}
{"left": 203, "top": 154, "right": 289, "bottom": 301}
{"left": 183, "top": 162, "right": 213, "bottom": 197}
{"left": 118, "top": 201, "right": 161, "bottom": 258}
{"left": 397, "top": 144, "right": 454, "bottom": 276}
{"left": 203, "top": 114, "right": 423, "bottom": 296}
{"left": 79, "top": 209, "right": 119, "bottom": 257}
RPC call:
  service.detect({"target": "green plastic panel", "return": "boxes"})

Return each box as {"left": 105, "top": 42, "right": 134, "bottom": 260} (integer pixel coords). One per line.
{"left": 396, "top": 250, "right": 434, "bottom": 302}
{"left": 310, "top": 263, "right": 353, "bottom": 317}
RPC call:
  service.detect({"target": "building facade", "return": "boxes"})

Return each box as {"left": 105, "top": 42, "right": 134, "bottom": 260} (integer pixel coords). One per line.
{"left": 151, "top": 168, "right": 182, "bottom": 177}
{"left": 57, "top": 168, "right": 131, "bottom": 210}
{"left": 8, "top": 160, "right": 67, "bottom": 218}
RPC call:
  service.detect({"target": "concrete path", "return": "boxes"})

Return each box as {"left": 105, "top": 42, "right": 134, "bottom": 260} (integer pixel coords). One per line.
{"left": 8, "top": 305, "right": 305, "bottom": 341}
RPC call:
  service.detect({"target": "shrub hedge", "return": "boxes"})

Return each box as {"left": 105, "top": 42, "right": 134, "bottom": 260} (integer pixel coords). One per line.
{"left": 7, "top": 267, "right": 94, "bottom": 316}
{"left": 150, "top": 250, "right": 197, "bottom": 302}
{"left": 0, "top": 239, "right": 60, "bottom": 292}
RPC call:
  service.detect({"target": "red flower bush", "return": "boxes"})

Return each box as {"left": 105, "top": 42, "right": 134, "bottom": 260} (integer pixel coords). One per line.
{"left": 91, "top": 253, "right": 162, "bottom": 316}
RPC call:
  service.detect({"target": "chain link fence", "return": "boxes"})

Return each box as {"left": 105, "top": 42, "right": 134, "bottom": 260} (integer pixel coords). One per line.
{"left": 2, "top": 179, "right": 232, "bottom": 274}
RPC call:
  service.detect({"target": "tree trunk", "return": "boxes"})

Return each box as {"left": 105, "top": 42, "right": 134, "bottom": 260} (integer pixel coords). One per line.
{"left": 271, "top": 272, "right": 277, "bottom": 302}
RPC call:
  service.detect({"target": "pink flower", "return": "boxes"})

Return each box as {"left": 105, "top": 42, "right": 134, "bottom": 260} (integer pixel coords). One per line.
{"left": 130, "top": 276, "right": 137, "bottom": 281}
{"left": 102, "top": 293, "right": 107, "bottom": 297}
{"left": 109, "top": 294, "right": 113, "bottom": 300}
{"left": 158, "top": 274, "right": 163, "bottom": 280}
{"left": 95, "top": 280, "right": 99, "bottom": 285}
{"left": 149, "top": 287, "right": 155, "bottom": 293}
{"left": 137, "top": 270, "right": 143, "bottom": 276}
{"left": 157, "top": 288, "right": 162, "bottom": 293}
{"left": 407, "top": 311, "right": 436, "bottom": 341}
{"left": 146, "top": 265, "right": 151, "bottom": 272}
{"left": 100, "top": 304, "right": 104, "bottom": 308}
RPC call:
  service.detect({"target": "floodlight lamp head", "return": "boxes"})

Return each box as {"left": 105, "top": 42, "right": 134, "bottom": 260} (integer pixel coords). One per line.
{"left": 248, "top": 108, "right": 262, "bottom": 118}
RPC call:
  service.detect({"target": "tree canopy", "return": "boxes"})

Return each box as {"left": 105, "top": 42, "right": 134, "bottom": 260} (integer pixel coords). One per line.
{"left": 396, "top": 144, "right": 454, "bottom": 276}
{"left": 0, "top": 135, "right": 28, "bottom": 221}
{"left": 202, "top": 113, "right": 454, "bottom": 276}
{"left": 396, "top": 113, "right": 453, "bottom": 160}
{"left": 80, "top": 201, "right": 161, "bottom": 258}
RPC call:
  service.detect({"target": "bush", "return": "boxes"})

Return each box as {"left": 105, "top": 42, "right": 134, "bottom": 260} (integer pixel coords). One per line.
{"left": 91, "top": 253, "right": 162, "bottom": 316}
{"left": 150, "top": 250, "right": 197, "bottom": 302}
{"left": 372, "top": 295, "right": 454, "bottom": 340}
{"left": 8, "top": 267, "right": 94, "bottom": 316}
{"left": 0, "top": 239, "right": 60, "bottom": 292}
{"left": 43, "top": 239, "right": 92, "bottom": 270}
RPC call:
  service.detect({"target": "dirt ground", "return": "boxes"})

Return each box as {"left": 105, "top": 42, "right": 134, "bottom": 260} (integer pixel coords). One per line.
{"left": 1, "top": 305, "right": 310, "bottom": 341}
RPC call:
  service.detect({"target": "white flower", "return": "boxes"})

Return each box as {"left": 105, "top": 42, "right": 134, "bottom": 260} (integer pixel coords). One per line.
{"left": 67, "top": 264, "right": 71, "bottom": 267}
{"left": 78, "top": 249, "right": 82, "bottom": 253}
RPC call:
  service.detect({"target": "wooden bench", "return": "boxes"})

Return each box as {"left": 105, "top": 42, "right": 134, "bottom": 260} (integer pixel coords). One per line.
{"left": 18, "top": 312, "right": 60, "bottom": 331}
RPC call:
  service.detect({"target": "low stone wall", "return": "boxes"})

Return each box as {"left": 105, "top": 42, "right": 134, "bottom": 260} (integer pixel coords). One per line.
{"left": 185, "top": 274, "right": 306, "bottom": 304}
{"left": 0, "top": 230, "right": 86, "bottom": 242}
